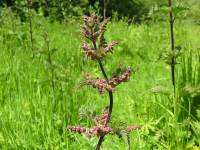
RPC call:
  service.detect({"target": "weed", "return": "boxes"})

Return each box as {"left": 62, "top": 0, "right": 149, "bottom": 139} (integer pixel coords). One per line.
{"left": 67, "top": 14, "right": 140, "bottom": 150}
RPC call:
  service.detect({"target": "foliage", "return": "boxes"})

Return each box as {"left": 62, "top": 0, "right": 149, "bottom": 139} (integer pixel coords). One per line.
{"left": 178, "top": 49, "right": 200, "bottom": 120}
{"left": 0, "top": 0, "right": 200, "bottom": 23}
{"left": 0, "top": 6, "right": 200, "bottom": 149}
{"left": 67, "top": 14, "right": 140, "bottom": 149}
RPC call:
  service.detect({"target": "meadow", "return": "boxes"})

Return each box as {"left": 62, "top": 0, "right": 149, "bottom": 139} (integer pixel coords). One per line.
{"left": 0, "top": 8, "right": 200, "bottom": 150}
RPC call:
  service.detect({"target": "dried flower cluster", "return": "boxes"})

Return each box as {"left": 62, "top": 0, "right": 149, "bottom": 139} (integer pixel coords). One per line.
{"left": 83, "top": 67, "right": 132, "bottom": 93}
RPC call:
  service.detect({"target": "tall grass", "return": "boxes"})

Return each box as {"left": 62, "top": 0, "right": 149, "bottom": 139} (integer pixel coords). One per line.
{"left": 178, "top": 48, "right": 200, "bottom": 120}
{"left": 0, "top": 8, "right": 199, "bottom": 149}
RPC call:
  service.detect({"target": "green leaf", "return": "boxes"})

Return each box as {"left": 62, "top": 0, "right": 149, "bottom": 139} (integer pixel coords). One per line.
{"left": 158, "top": 4, "right": 189, "bottom": 14}
{"left": 172, "top": 4, "right": 189, "bottom": 14}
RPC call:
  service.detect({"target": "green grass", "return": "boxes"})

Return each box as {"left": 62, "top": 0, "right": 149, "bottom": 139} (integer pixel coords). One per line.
{"left": 0, "top": 9, "right": 200, "bottom": 150}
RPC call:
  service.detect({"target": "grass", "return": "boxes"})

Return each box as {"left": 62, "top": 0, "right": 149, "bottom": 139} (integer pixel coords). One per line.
{"left": 0, "top": 9, "right": 200, "bottom": 149}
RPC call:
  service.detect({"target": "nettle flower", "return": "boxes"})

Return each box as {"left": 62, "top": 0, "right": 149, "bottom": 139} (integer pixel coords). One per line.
{"left": 81, "top": 14, "right": 110, "bottom": 43}
{"left": 83, "top": 67, "right": 132, "bottom": 94}
{"left": 81, "top": 43, "right": 97, "bottom": 60}
{"left": 81, "top": 41, "right": 118, "bottom": 60}
{"left": 68, "top": 108, "right": 140, "bottom": 138}
{"left": 68, "top": 109, "right": 111, "bottom": 137}
{"left": 67, "top": 125, "right": 112, "bottom": 138}
{"left": 83, "top": 75, "right": 114, "bottom": 94}
{"left": 68, "top": 124, "right": 140, "bottom": 138}
{"left": 109, "top": 67, "right": 132, "bottom": 87}
{"left": 95, "top": 108, "right": 109, "bottom": 126}
{"left": 81, "top": 14, "right": 117, "bottom": 61}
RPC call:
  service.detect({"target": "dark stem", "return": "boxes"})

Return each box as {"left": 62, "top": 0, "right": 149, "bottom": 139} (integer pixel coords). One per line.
{"left": 98, "top": 60, "right": 108, "bottom": 80}
{"left": 96, "top": 135, "right": 105, "bottom": 150}
{"left": 45, "top": 35, "right": 57, "bottom": 112}
{"left": 48, "top": 53, "right": 55, "bottom": 93}
{"left": 127, "top": 134, "right": 131, "bottom": 150}
{"left": 103, "top": 0, "right": 107, "bottom": 20}
{"left": 93, "top": 41, "right": 113, "bottom": 149}
{"left": 168, "top": 0, "right": 176, "bottom": 96}
{"left": 28, "top": 7, "right": 34, "bottom": 52}
{"left": 45, "top": 35, "right": 55, "bottom": 93}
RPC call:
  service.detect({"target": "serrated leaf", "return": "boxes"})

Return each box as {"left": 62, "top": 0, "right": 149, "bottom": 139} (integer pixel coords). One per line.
{"left": 159, "top": 5, "right": 170, "bottom": 13}
{"left": 158, "top": 4, "right": 189, "bottom": 14}
{"left": 172, "top": 4, "right": 189, "bottom": 14}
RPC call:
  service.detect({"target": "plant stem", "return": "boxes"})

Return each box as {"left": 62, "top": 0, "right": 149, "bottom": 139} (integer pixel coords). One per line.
{"left": 45, "top": 36, "right": 55, "bottom": 92}
{"left": 127, "top": 134, "right": 131, "bottom": 150}
{"left": 28, "top": 7, "right": 34, "bottom": 52}
{"left": 96, "top": 135, "right": 105, "bottom": 150}
{"left": 44, "top": 34, "right": 57, "bottom": 112}
{"left": 93, "top": 41, "right": 113, "bottom": 150}
{"left": 98, "top": 60, "right": 108, "bottom": 80}
{"left": 168, "top": 0, "right": 176, "bottom": 96}
{"left": 103, "top": 0, "right": 107, "bottom": 20}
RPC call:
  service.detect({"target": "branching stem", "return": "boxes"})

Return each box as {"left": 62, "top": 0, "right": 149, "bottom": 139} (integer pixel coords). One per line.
{"left": 92, "top": 41, "right": 113, "bottom": 150}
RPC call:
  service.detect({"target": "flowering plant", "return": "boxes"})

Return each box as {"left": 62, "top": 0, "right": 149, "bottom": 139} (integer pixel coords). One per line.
{"left": 67, "top": 14, "right": 140, "bottom": 150}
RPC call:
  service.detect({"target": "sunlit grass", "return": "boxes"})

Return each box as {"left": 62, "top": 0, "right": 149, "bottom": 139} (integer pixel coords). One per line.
{"left": 0, "top": 10, "right": 199, "bottom": 149}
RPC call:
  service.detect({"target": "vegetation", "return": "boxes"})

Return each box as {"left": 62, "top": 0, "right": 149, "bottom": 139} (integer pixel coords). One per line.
{"left": 0, "top": 0, "right": 200, "bottom": 22}
{"left": 67, "top": 14, "right": 141, "bottom": 150}
{"left": 0, "top": 0, "right": 199, "bottom": 149}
